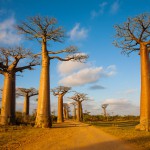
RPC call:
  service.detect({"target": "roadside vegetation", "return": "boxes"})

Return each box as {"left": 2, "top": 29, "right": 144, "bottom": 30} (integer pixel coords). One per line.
{"left": 84, "top": 115, "right": 150, "bottom": 150}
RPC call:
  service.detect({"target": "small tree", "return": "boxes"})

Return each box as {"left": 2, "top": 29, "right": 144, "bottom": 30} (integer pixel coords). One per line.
{"left": 17, "top": 87, "right": 38, "bottom": 121}
{"left": 16, "top": 16, "right": 88, "bottom": 128}
{"left": 101, "top": 104, "right": 109, "bottom": 118}
{"left": 114, "top": 13, "right": 150, "bottom": 131}
{"left": 0, "top": 47, "right": 39, "bottom": 125}
{"left": 69, "top": 93, "right": 88, "bottom": 122}
{"left": 51, "top": 86, "right": 71, "bottom": 123}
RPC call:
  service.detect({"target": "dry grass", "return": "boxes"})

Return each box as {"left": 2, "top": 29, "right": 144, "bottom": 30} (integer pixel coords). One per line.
{"left": 91, "top": 120, "right": 150, "bottom": 150}
{"left": 0, "top": 125, "right": 44, "bottom": 149}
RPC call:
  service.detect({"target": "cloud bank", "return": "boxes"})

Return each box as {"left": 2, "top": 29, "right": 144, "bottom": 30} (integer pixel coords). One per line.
{"left": 68, "top": 23, "right": 88, "bottom": 41}
{"left": 0, "top": 17, "right": 21, "bottom": 45}
{"left": 58, "top": 61, "right": 116, "bottom": 87}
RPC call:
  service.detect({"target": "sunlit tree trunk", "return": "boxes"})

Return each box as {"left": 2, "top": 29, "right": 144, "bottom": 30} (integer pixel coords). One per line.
{"left": 35, "top": 39, "right": 51, "bottom": 128}
{"left": 57, "top": 95, "right": 63, "bottom": 123}
{"left": 80, "top": 103, "right": 83, "bottom": 121}
{"left": 23, "top": 94, "right": 29, "bottom": 122}
{"left": 66, "top": 109, "right": 69, "bottom": 119}
{"left": 139, "top": 44, "right": 150, "bottom": 131}
{"left": 63, "top": 108, "right": 67, "bottom": 119}
{"left": 73, "top": 106, "right": 76, "bottom": 120}
{"left": 77, "top": 101, "right": 81, "bottom": 122}
{"left": 0, "top": 73, "right": 15, "bottom": 125}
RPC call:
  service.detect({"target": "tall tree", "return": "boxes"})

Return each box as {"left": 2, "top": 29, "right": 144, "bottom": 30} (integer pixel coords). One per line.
{"left": 63, "top": 103, "right": 70, "bottom": 120}
{"left": 51, "top": 86, "right": 71, "bottom": 123}
{"left": 70, "top": 102, "right": 77, "bottom": 120}
{"left": 114, "top": 13, "right": 150, "bottom": 131}
{"left": 17, "top": 87, "right": 38, "bottom": 121}
{"left": 69, "top": 93, "right": 88, "bottom": 122}
{"left": 16, "top": 16, "right": 88, "bottom": 128}
{"left": 0, "top": 47, "right": 39, "bottom": 125}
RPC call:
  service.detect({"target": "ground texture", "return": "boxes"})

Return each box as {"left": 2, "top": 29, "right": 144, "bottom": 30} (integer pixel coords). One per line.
{"left": 1, "top": 121, "right": 143, "bottom": 150}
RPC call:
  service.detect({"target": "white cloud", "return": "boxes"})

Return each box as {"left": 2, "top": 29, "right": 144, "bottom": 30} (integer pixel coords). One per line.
{"left": 59, "top": 65, "right": 116, "bottom": 87}
{"left": 0, "top": 17, "right": 21, "bottom": 45}
{"left": 110, "top": 0, "right": 120, "bottom": 14}
{"left": 59, "top": 67, "right": 103, "bottom": 86}
{"left": 102, "top": 98, "right": 139, "bottom": 116}
{"left": 91, "top": 1, "right": 108, "bottom": 18}
{"left": 58, "top": 61, "right": 90, "bottom": 76}
{"left": 68, "top": 23, "right": 88, "bottom": 41}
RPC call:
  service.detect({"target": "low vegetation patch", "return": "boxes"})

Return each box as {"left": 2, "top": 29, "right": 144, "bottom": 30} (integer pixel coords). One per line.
{"left": 90, "top": 120, "right": 150, "bottom": 150}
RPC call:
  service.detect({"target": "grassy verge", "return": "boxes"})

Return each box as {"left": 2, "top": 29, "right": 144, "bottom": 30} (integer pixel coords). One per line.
{"left": 89, "top": 120, "right": 150, "bottom": 150}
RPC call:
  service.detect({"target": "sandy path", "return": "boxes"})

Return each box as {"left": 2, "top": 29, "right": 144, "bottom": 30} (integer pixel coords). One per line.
{"left": 15, "top": 121, "right": 141, "bottom": 150}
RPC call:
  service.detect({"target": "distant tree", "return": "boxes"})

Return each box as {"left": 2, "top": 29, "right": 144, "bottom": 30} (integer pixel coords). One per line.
{"left": 0, "top": 47, "right": 39, "bottom": 125}
{"left": 69, "top": 93, "right": 89, "bottom": 122}
{"left": 16, "top": 16, "right": 88, "bottom": 128}
{"left": 114, "top": 13, "right": 150, "bottom": 131}
{"left": 17, "top": 87, "right": 38, "bottom": 121}
{"left": 101, "top": 104, "right": 109, "bottom": 118}
{"left": 70, "top": 102, "right": 77, "bottom": 120}
{"left": 63, "top": 103, "right": 70, "bottom": 120}
{"left": 51, "top": 86, "right": 71, "bottom": 123}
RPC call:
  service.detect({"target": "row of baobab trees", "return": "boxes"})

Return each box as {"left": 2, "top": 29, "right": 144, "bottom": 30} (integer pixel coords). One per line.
{"left": 0, "top": 86, "right": 88, "bottom": 124}
{"left": 0, "top": 16, "right": 88, "bottom": 128}
{"left": 0, "top": 13, "right": 150, "bottom": 131}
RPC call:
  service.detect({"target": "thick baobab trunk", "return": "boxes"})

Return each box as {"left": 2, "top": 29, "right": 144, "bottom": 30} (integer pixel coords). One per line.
{"left": 23, "top": 94, "right": 29, "bottom": 122}
{"left": 57, "top": 95, "right": 63, "bottom": 123}
{"left": 77, "top": 101, "right": 81, "bottom": 122}
{"left": 136, "top": 44, "right": 150, "bottom": 131}
{"left": 35, "top": 39, "right": 51, "bottom": 128}
{"left": 103, "top": 108, "right": 107, "bottom": 118}
{"left": 66, "top": 108, "right": 69, "bottom": 119}
{"left": 0, "top": 73, "right": 16, "bottom": 125}
{"left": 73, "top": 106, "right": 76, "bottom": 120}
{"left": 63, "top": 108, "right": 67, "bottom": 119}
{"left": 80, "top": 103, "right": 83, "bottom": 121}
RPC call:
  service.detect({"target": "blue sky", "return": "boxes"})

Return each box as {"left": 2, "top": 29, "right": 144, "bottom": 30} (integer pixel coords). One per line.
{"left": 0, "top": 0, "right": 150, "bottom": 115}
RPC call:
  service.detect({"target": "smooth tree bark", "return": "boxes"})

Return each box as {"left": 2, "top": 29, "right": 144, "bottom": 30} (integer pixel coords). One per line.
{"left": 70, "top": 102, "right": 77, "bottom": 120}
{"left": 51, "top": 86, "right": 71, "bottom": 123}
{"left": 17, "top": 88, "right": 38, "bottom": 121}
{"left": 63, "top": 103, "right": 70, "bottom": 120}
{"left": 69, "top": 93, "right": 88, "bottom": 122}
{"left": 114, "top": 13, "right": 150, "bottom": 131}
{"left": 16, "top": 16, "right": 88, "bottom": 128}
{"left": 0, "top": 47, "right": 39, "bottom": 125}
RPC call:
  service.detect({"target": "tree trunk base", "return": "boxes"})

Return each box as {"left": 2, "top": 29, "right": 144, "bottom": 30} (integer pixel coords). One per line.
{"left": 135, "top": 121, "right": 150, "bottom": 131}
{"left": 57, "top": 119, "right": 63, "bottom": 123}
{"left": 35, "top": 115, "right": 52, "bottom": 128}
{"left": 0, "top": 115, "right": 16, "bottom": 125}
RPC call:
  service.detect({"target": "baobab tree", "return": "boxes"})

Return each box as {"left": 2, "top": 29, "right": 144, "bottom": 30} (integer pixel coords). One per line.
{"left": 70, "top": 102, "right": 77, "bottom": 120}
{"left": 0, "top": 47, "right": 39, "bottom": 125}
{"left": 101, "top": 104, "right": 109, "bottom": 118}
{"left": 17, "top": 88, "right": 38, "bottom": 121}
{"left": 114, "top": 13, "right": 150, "bottom": 131}
{"left": 69, "top": 93, "right": 89, "bottom": 122}
{"left": 16, "top": 16, "right": 88, "bottom": 128}
{"left": 63, "top": 103, "right": 70, "bottom": 120}
{"left": 51, "top": 86, "right": 71, "bottom": 123}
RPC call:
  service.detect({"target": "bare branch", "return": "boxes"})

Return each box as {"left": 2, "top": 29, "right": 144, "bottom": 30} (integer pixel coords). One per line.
{"left": 114, "top": 13, "right": 150, "bottom": 55}
{"left": 51, "top": 86, "right": 71, "bottom": 96}
{"left": 48, "top": 46, "right": 78, "bottom": 55}
{"left": 16, "top": 16, "right": 65, "bottom": 42}
{"left": 50, "top": 53, "right": 88, "bottom": 62}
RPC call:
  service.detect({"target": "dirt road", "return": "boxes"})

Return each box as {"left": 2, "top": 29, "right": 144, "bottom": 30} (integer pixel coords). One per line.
{"left": 6, "top": 121, "right": 142, "bottom": 150}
